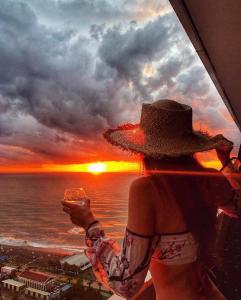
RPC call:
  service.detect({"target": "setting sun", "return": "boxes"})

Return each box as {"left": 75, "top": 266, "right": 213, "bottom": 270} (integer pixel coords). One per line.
{"left": 43, "top": 161, "right": 140, "bottom": 173}
{"left": 87, "top": 162, "right": 107, "bottom": 174}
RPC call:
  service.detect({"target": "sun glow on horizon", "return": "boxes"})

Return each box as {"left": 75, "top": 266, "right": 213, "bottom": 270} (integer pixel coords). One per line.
{"left": 87, "top": 162, "right": 107, "bottom": 174}
{"left": 40, "top": 161, "right": 140, "bottom": 174}
{"left": 0, "top": 156, "right": 222, "bottom": 174}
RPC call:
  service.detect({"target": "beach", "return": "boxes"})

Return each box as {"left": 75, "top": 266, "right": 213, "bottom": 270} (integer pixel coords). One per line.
{"left": 0, "top": 243, "right": 72, "bottom": 274}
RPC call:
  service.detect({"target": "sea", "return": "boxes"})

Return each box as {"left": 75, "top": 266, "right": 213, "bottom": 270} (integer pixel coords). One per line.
{"left": 0, "top": 173, "right": 137, "bottom": 253}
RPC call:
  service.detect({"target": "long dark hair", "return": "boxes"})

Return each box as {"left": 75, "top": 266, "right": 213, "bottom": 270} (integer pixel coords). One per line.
{"left": 143, "top": 155, "right": 218, "bottom": 268}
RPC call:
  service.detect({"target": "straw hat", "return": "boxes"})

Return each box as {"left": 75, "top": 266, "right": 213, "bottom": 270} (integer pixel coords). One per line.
{"left": 103, "top": 99, "right": 233, "bottom": 158}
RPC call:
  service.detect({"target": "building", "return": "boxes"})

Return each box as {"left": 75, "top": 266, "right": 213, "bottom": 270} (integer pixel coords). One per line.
{"left": 60, "top": 253, "right": 91, "bottom": 271}
{"left": 51, "top": 283, "right": 72, "bottom": 299}
{"left": 25, "top": 287, "right": 51, "bottom": 300}
{"left": 2, "top": 279, "right": 25, "bottom": 292}
{"left": 18, "top": 270, "right": 55, "bottom": 292}
{"left": 1, "top": 266, "right": 17, "bottom": 277}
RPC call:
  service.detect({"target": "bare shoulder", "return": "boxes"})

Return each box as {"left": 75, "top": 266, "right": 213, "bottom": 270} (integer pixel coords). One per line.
{"left": 127, "top": 176, "right": 155, "bottom": 235}
{"left": 129, "top": 176, "right": 155, "bottom": 207}
{"left": 130, "top": 176, "right": 154, "bottom": 192}
{"left": 129, "top": 175, "right": 166, "bottom": 208}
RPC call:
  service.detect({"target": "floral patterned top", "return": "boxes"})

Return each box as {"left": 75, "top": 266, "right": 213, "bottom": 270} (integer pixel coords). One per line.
{"left": 85, "top": 222, "right": 198, "bottom": 298}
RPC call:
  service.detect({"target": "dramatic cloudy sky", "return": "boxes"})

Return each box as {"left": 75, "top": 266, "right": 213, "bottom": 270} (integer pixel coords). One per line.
{"left": 0, "top": 0, "right": 239, "bottom": 169}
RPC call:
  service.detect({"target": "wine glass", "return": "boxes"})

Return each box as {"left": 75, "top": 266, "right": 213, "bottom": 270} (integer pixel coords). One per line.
{"left": 63, "top": 188, "right": 88, "bottom": 234}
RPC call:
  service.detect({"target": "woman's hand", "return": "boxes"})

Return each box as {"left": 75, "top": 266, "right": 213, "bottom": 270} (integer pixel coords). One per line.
{"left": 215, "top": 136, "right": 233, "bottom": 166}
{"left": 62, "top": 199, "right": 96, "bottom": 230}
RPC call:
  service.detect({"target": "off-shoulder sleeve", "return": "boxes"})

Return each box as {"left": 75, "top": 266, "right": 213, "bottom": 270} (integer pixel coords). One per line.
{"left": 219, "top": 158, "right": 241, "bottom": 218}
{"left": 84, "top": 221, "right": 154, "bottom": 298}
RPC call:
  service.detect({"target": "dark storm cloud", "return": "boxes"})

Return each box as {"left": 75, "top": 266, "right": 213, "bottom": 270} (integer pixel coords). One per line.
{"left": 0, "top": 0, "right": 238, "bottom": 163}
{"left": 146, "top": 47, "right": 196, "bottom": 92}
{"left": 90, "top": 24, "right": 106, "bottom": 41}
{"left": 99, "top": 14, "right": 181, "bottom": 99}
{"left": 0, "top": 1, "right": 179, "bottom": 139}
{"left": 0, "top": 0, "right": 114, "bottom": 138}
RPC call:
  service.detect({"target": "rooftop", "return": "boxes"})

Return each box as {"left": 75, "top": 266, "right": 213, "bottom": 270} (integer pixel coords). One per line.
{"left": 2, "top": 279, "right": 25, "bottom": 288}
{"left": 18, "top": 270, "right": 54, "bottom": 283}
{"left": 1, "top": 266, "right": 16, "bottom": 271}
{"left": 60, "top": 253, "right": 90, "bottom": 267}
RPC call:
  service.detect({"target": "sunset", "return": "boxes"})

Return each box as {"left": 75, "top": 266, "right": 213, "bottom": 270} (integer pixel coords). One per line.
{"left": 42, "top": 161, "right": 140, "bottom": 174}
{"left": 0, "top": 0, "right": 240, "bottom": 300}
{"left": 0, "top": 0, "right": 239, "bottom": 172}
{"left": 0, "top": 157, "right": 223, "bottom": 174}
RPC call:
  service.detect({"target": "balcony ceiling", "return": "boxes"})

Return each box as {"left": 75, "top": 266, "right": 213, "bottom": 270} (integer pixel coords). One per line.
{"left": 170, "top": 0, "right": 241, "bottom": 131}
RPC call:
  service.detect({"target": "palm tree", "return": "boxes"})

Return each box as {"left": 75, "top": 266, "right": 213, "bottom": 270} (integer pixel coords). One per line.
{"left": 87, "top": 279, "right": 92, "bottom": 289}
{"left": 97, "top": 282, "right": 102, "bottom": 292}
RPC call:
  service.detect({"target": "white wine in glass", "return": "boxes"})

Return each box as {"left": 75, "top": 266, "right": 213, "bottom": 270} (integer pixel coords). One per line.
{"left": 63, "top": 188, "right": 89, "bottom": 234}
{"left": 64, "top": 188, "right": 89, "bottom": 207}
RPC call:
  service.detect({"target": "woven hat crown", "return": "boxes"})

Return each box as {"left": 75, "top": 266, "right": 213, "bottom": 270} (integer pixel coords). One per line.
{"left": 140, "top": 99, "right": 193, "bottom": 138}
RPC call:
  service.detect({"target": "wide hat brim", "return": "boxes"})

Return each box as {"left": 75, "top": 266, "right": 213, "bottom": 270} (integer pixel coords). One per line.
{"left": 103, "top": 123, "right": 233, "bottom": 158}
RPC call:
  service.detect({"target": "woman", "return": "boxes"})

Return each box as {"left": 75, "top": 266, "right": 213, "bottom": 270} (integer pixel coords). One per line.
{"left": 62, "top": 100, "right": 241, "bottom": 299}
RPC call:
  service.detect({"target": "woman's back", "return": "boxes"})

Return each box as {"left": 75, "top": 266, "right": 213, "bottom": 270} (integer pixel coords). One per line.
{"left": 142, "top": 169, "right": 226, "bottom": 300}
{"left": 63, "top": 99, "right": 235, "bottom": 300}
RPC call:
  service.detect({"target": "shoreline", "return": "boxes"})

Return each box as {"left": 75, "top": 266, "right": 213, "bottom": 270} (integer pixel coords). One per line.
{"left": 0, "top": 237, "right": 87, "bottom": 256}
{"left": 0, "top": 243, "right": 84, "bottom": 277}
{"left": 0, "top": 243, "right": 77, "bottom": 262}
